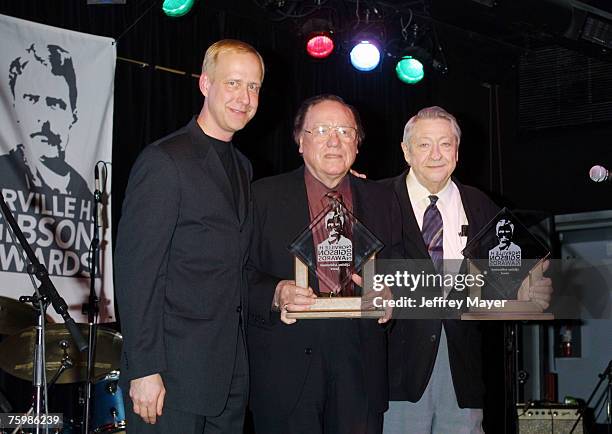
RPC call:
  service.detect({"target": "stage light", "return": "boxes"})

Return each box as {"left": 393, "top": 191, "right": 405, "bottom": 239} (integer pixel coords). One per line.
{"left": 349, "top": 40, "right": 381, "bottom": 72}
{"left": 306, "top": 34, "right": 335, "bottom": 59}
{"left": 302, "top": 18, "right": 335, "bottom": 59}
{"left": 396, "top": 55, "right": 425, "bottom": 84}
{"left": 162, "top": 0, "right": 196, "bottom": 17}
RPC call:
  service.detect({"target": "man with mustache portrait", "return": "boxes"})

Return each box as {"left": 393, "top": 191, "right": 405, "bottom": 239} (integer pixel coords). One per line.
{"left": 0, "top": 42, "right": 90, "bottom": 197}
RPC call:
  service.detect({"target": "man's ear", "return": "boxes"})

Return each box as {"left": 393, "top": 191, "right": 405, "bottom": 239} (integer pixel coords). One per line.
{"left": 454, "top": 140, "right": 460, "bottom": 163}
{"left": 70, "top": 111, "right": 78, "bottom": 128}
{"left": 298, "top": 136, "right": 304, "bottom": 154}
{"left": 199, "top": 72, "right": 211, "bottom": 97}
{"left": 401, "top": 142, "right": 411, "bottom": 165}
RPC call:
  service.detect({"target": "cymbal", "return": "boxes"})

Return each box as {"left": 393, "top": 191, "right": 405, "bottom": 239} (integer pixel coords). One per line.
{"left": 0, "top": 323, "right": 122, "bottom": 384}
{"left": 0, "top": 296, "right": 37, "bottom": 335}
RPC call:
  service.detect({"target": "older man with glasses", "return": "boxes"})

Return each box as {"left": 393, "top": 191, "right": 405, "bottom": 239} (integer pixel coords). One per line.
{"left": 246, "top": 94, "right": 401, "bottom": 434}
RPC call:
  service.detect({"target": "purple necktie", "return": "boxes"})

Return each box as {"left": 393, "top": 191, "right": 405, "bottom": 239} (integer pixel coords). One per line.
{"left": 422, "top": 195, "right": 443, "bottom": 273}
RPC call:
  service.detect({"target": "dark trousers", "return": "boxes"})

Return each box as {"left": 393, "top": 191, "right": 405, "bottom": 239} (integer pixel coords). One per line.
{"left": 124, "top": 327, "right": 248, "bottom": 434}
{"left": 252, "top": 320, "right": 383, "bottom": 434}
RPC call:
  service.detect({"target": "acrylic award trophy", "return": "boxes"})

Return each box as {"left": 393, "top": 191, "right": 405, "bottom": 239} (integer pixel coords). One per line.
{"left": 287, "top": 195, "right": 384, "bottom": 318}
{"left": 461, "top": 208, "right": 553, "bottom": 320}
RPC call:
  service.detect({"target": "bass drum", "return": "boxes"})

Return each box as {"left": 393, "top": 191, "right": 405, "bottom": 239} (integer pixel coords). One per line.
{"left": 91, "top": 371, "right": 126, "bottom": 433}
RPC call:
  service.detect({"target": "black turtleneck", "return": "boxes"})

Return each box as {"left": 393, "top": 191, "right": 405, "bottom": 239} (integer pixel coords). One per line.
{"left": 208, "top": 135, "right": 239, "bottom": 211}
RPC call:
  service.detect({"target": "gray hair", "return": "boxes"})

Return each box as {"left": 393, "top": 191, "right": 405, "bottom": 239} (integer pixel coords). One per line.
{"left": 402, "top": 106, "right": 461, "bottom": 146}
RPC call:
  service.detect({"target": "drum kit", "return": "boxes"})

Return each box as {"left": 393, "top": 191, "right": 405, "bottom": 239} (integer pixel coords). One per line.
{"left": 0, "top": 296, "right": 126, "bottom": 433}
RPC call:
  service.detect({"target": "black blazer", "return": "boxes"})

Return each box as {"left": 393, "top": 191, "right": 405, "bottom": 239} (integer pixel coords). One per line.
{"left": 247, "top": 167, "right": 401, "bottom": 417}
{"left": 114, "top": 119, "right": 252, "bottom": 416}
{"left": 383, "top": 170, "right": 499, "bottom": 408}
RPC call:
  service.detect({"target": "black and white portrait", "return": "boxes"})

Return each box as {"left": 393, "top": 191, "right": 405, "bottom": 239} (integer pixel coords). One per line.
{"left": 1, "top": 43, "right": 90, "bottom": 197}
{"left": 0, "top": 14, "right": 116, "bottom": 322}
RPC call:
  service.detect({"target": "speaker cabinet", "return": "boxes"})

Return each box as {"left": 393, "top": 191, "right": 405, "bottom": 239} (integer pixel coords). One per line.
{"left": 518, "top": 406, "right": 584, "bottom": 434}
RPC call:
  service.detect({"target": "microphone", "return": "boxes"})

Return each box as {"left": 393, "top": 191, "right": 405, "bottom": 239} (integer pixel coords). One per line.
{"left": 589, "top": 165, "right": 611, "bottom": 183}
{"left": 94, "top": 165, "right": 101, "bottom": 194}
{"left": 94, "top": 165, "right": 103, "bottom": 228}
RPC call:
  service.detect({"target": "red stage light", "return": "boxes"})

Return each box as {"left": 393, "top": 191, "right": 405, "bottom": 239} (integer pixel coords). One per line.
{"left": 306, "top": 34, "right": 334, "bottom": 59}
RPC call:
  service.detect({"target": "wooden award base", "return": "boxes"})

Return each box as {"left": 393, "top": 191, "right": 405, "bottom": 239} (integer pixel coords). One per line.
{"left": 461, "top": 300, "right": 554, "bottom": 320}
{"left": 461, "top": 260, "right": 554, "bottom": 321}
{"left": 286, "top": 257, "right": 385, "bottom": 319}
{"left": 285, "top": 296, "right": 385, "bottom": 319}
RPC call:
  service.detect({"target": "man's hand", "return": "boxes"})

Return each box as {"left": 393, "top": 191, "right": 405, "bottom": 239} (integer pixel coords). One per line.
{"left": 349, "top": 168, "right": 367, "bottom": 179}
{"left": 352, "top": 274, "right": 393, "bottom": 324}
{"left": 129, "top": 373, "right": 166, "bottom": 424}
{"left": 517, "top": 259, "right": 553, "bottom": 310}
{"left": 274, "top": 280, "right": 317, "bottom": 324}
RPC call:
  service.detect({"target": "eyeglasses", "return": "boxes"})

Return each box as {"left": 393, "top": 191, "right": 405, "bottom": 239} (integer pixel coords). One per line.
{"left": 304, "top": 125, "right": 358, "bottom": 141}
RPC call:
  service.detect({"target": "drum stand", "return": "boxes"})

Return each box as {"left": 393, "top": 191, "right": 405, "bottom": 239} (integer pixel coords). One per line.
{"left": 0, "top": 192, "right": 87, "bottom": 433}
{"left": 10, "top": 351, "right": 74, "bottom": 434}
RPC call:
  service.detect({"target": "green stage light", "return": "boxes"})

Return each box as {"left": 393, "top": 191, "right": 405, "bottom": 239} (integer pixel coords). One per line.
{"left": 163, "top": 0, "right": 196, "bottom": 17}
{"left": 395, "top": 55, "right": 424, "bottom": 84}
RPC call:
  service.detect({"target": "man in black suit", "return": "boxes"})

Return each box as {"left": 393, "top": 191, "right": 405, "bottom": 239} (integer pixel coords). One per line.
{"left": 247, "top": 94, "right": 400, "bottom": 434}
{"left": 382, "top": 106, "right": 553, "bottom": 434}
{"left": 114, "top": 39, "right": 264, "bottom": 433}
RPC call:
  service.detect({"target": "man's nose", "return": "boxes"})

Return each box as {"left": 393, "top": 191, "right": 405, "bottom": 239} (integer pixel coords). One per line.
{"left": 30, "top": 102, "right": 48, "bottom": 124}
{"left": 326, "top": 128, "right": 340, "bottom": 147}
{"left": 236, "top": 86, "right": 250, "bottom": 105}
{"left": 429, "top": 144, "right": 442, "bottom": 160}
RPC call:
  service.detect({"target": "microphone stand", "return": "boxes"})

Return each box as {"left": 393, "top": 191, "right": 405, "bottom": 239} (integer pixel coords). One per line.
{"left": 0, "top": 192, "right": 88, "bottom": 434}
{"left": 83, "top": 165, "right": 103, "bottom": 434}
{"left": 10, "top": 351, "right": 74, "bottom": 434}
{"left": 504, "top": 322, "right": 519, "bottom": 434}
{"left": 570, "top": 360, "right": 612, "bottom": 433}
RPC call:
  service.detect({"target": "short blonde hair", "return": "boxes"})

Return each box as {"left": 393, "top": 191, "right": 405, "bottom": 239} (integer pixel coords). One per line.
{"left": 202, "top": 39, "right": 265, "bottom": 80}
{"left": 402, "top": 106, "right": 461, "bottom": 146}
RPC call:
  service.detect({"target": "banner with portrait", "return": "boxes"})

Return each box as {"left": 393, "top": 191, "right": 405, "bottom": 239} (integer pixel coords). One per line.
{"left": 0, "top": 14, "right": 116, "bottom": 322}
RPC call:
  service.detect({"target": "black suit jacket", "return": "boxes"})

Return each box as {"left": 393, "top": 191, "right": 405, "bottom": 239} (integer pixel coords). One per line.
{"left": 383, "top": 170, "right": 499, "bottom": 408}
{"left": 247, "top": 167, "right": 401, "bottom": 417}
{"left": 114, "top": 119, "right": 252, "bottom": 416}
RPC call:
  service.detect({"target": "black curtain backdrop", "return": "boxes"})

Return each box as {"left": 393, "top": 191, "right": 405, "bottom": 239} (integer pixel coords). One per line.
{"left": 1, "top": 0, "right": 610, "bottom": 227}
{"left": 0, "top": 0, "right": 520, "bottom": 239}
{"left": 1, "top": 1, "right": 610, "bottom": 432}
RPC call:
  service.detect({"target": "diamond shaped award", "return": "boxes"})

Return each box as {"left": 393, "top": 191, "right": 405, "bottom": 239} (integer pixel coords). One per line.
{"left": 287, "top": 195, "right": 384, "bottom": 318}
{"left": 461, "top": 207, "right": 553, "bottom": 319}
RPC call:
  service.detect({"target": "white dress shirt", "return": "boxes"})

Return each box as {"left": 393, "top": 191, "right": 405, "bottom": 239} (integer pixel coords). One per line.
{"left": 405, "top": 170, "right": 469, "bottom": 294}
